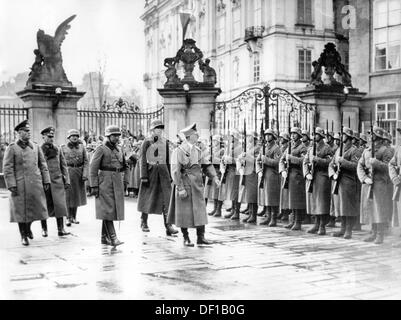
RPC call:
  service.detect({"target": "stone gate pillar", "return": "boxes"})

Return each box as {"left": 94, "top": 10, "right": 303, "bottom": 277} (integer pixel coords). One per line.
{"left": 157, "top": 39, "right": 221, "bottom": 141}
{"left": 295, "top": 42, "right": 366, "bottom": 133}
{"left": 17, "top": 85, "right": 85, "bottom": 146}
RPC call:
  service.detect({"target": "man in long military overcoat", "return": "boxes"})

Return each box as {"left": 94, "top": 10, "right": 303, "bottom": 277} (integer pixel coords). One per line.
{"left": 40, "top": 127, "right": 71, "bottom": 237}
{"left": 3, "top": 120, "right": 51, "bottom": 246}
{"left": 278, "top": 133, "right": 291, "bottom": 223}
{"left": 279, "top": 127, "right": 308, "bottom": 231}
{"left": 167, "top": 123, "right": 220, "bottom": 246}
{"left": 62, "top": 129, "right": 89, "bottom": 226}
{"left": 256, "top": 129, "right": 281, "bottom": 226}
{"left": 328, "top": 127, "right": 362, "bottom": 239}
{"left": 137, "top": 119, "right": 178, "bottom": 236}
{"left": 357, "top": 126, "right": 394, "bottom": 244}
{"left": 303, "top": 127, "right": 333, "bottom": 235}
{"left": 89, "top": 125, "right": 129, "bottom": 247}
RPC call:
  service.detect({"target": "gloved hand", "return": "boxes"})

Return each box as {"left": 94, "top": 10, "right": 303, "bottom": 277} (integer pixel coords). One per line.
{"left": 214, "top": 177, "right": 221, "bottom": 188}
{"left": 9, "top": 187, "right": 18, "bottom": 197}
{"left": 281, "top": 171, "right": 288, "bottom": 179}
{"left": 306, "top": 173, "right": 313, "bottom": 181}
{"left": 364, "top": 178, "right": 373, "bottom": 185}
{"left": 178, "top": 189, "right": 188, "bottom": 199}
{"left": 141, "top": 178, "right": 149, "bottom": 187}
{"left": 43, "top": 183, "right": 51, "bottom": 191}
{"left": 393, "top": 176, "right": 401, "bottom": 186}
{"left": 91, "top": 186, "right": 99, "bottom": 198}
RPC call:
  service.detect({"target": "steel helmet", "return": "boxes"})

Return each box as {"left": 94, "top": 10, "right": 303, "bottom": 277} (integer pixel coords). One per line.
{"left": 104, "top": 125, "right": 121, "bottom": 137}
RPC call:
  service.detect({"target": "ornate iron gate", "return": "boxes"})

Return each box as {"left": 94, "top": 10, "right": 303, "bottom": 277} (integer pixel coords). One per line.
{"left": 0, "top": 104, "right": 29, "bottom": 144}
{"left": 213, "top": 84, "right": 315, "bottom": 136}
{"left": 78, "top": 98, "right": 164, "bottom": 138}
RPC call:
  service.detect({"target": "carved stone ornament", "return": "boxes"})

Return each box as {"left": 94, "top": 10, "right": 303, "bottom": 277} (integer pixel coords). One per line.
{"left": 199, "top": 58, "right": 217, "bottom": 85}
{"left": 175, "top": 39, "right": 204, "bottom": 82}
{"left": 26, "top": 15, "right": 76, "bottom": 88}
{"left": 217, "top": 0, "right": 226, "bottom": 12}
{"left": 164, "top": 57, "right": 180, "bottom": 86}
{"left": 231, "top": 0, "right": 241, "bottom": 8}
{"left": 309, "top": 42, "right": 352, "bottom": 88}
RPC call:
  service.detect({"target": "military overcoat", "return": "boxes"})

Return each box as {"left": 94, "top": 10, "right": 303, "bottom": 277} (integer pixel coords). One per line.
{"left": 3, "top": 140, "right": 50, "bottom": 223}
{"left": 89, "top": 141, "right": 129, "bottom": 221}
{"left": 328, "top": 144, "right": 362, "bottom": 217}
{"left": 303, "top": 140, "right": 333, "bottom": 215}
{"left": 279, "top": 140, "right": 308, "bottom": 209}
{"left": 61, "top": 142, "right": 88, "bottom": 208}
{"left": 218, "top": 141, "right": 241, "bottom": 202}
{"left": 41, "top": 143, "right": 70, "bottom": 218}
{"left": 257, "top": 141, "right": 281, "bottom": 207}
{"left": 357, "top": 144, "right": 394, "bottom": 224}
{"left": 167, "top": 141, "right": 216, "bottom": 228}
{"left": 389, "top": 146, "right": 401, "bottom": 227}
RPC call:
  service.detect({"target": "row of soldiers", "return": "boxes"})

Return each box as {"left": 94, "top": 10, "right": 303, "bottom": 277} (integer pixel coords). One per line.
{"left": 204, "top": 124, "right": 398, "bottom": 245}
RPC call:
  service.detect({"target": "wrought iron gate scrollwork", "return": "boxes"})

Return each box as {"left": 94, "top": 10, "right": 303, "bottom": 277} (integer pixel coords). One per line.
{"left": 213, "top": 84, "right": 315, "bottom": 137}
{"left": 78, "top": 98, "right": 164, "bottom": 138}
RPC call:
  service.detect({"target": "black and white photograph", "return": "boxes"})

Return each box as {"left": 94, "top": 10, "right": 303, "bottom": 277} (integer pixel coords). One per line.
{"left": 1, "top": 0, "right": 401, "bottom": 306}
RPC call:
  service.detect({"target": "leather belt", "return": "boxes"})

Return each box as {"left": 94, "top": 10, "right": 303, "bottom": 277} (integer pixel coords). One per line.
{"left": 67, "top": 163, "right": 83, "bottom": 168}
{"left": 100, "top": 167, "right": 124, "bottom": 172}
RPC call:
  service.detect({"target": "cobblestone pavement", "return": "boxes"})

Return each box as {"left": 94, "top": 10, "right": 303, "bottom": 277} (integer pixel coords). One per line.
{"left": 1, "top": 190, "right": 401, "bottom": 300}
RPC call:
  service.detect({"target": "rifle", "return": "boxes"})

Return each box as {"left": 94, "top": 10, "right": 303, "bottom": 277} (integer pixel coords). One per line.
{"left": 332, "top": 112, "right": 343, "bottom": 195}
{"left": 209, "top": 118, "right": 213, "bottom": 163}
{"left": 240, "top": 119, "right": 247, "bottom": 186}
{"left": 220, "top": 120, "right": 229, "bottom": 184}
{"left": 258, "top": 121, "right": 265, "bottom": 189}
{"left": 282, "top": 112, "right": 291, "bottom": 189}
{"left": 393, "top": 166, "right": 401, "bottom": 201}
{"left": 367, "top": 111, "right": 374, "bottom": 200}
{"left": 306, "top": 113, "right": 316, "bottom": 193}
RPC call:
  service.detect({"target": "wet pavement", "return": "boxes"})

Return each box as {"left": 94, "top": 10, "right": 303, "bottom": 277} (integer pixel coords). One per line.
{"left": 1, "top": 190, "right": 401, "bottom": 300}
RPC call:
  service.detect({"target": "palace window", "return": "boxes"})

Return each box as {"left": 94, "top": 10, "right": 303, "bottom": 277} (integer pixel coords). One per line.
{"left": 376, "top": 102, "right": 398, "bottom": 144}
{"left": 254, "top": 0, "right": 262, "bottom": 26}
{"left": 297, "top": 0, "right": 313, "bottom": 25}
{"left": 298, "top": 49, "right": 312, "bottom": 80}
{"left": 217, "top": 14, "right": 226, "bottom": 47}
{"left": 232, "top": 5, "right": 241, "bottom": 40}
{"left": 253, "top": 52, "right": 260, "bottom": 83}
{"left": 374, "top": 0, "right": 401, "bottom": 71}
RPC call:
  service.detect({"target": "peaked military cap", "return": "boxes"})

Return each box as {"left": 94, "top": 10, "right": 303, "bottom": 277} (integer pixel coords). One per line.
{"left": 150, "top": 119, "right": 165, "bottom": 131}
{"left": 67, "top": 129, "right": 80, "bottom": 138}
{"left": 14, "top": 119, "right": 29, "bottom": 132}
{"left": 180, "top": 122, "right": 197, "bottom": 136}
{"left": 314, "top": 127, "right": 326, "bottom": 138}
{"left": 41, "top": 126, "right": 55, "bottom": 136}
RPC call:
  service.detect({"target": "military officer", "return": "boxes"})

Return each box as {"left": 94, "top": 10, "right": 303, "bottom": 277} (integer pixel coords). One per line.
{"left": 62, "top": 129, "right": 89, "bottom": 226}
{"left": 303, "top": 127, "right": 333, "bottom": 235}
{"left": 256, "top": 129, "right": 281, "bottom": 226}
{"left": 137, "top": 119, "right": 178, "bottom": 236}
{"left": 357, "top": 126, "right": 394, "bottom": 244}
{"left": 220, "top": 129, "right": 242, "bottom": 220}
{"left": 328, "top": 127, "right": 362, "bottom": 239}
{"left": 278, "top": 133, "right": 291, "bottom": 223}
{"left": 167, "top": 123, "right": 220, "bottom": 246}
{"left": 205, "top": 134, "right": 224, "bottom": 218}
{"left": 89, "top": 125, "right": 129, "bottom": 247}
{"left": 279, "top": 127, "right": 308, "bottom": 230}
{"left": 238, "top": 132, "right": 260, "bottom": 224}
{"left": 2, "top": 120, "right": 51, "bottom": 246}
{"left": 40, "top": 127, "right": 71, "bottom": 237}
{"left": 389, "top": 128, "right": 401, "bottom": 247}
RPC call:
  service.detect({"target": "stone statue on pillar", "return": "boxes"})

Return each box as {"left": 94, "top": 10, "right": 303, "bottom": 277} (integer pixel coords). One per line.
{"left": 199, "top": 58, "right": 217, "bottom": 85}
{"left": 309, "top": 42, "right": 352, "bottom": 90}
{"left": 26, "top": 15, "right": 76, "bottom": 88}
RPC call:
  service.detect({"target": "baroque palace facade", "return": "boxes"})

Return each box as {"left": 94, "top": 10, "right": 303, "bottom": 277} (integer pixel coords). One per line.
{"left": 141, "top": 0, "right": 339, "bottom": 107}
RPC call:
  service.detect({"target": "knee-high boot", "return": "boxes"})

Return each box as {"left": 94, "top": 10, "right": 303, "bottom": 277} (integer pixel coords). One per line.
{"left": 181, "top": 228, "right": 194, "bottom": 247}
{"left": 164, "top": 207, "right": 178, "bottom": 236}
{"left": 374, "top": 223, "right": 385, "bottom": 244}
{"left": 66, "top": 208, "right": 72, "bottom": 226}
{"left": 268, "top": 206, "right": 279, "bottom": 227}
{"left": 41, "top": 220, "right": 48, "bottom": 237}
{"left": 72, "top": 207, "right": 79, "bottom": 224}
{"left": 259, "top": 206, "right": 272, "bottom": 225}
{"left": 363, "top": 224, "right": 377, "bottom": 242}
{"left": 18, "top": 223, "right": 29, "bottom": 246}
{"left": 230, "top": 202, "right": 240, "bottom": 220}
{"left": 246, "top": 204, "right": 257, "bottom": 224}
{"left": 141, "top": 212, "right": 150, "bottom": 232}
{"left": 101, "top": 221, "right": 111, "bottom": 245}
{"left": 284, "top": 210, "right": 295, "bottom": 229}
{"left": 307, "top": 215, "right": 320, "bottom": 234}
{"left": 291, "top": 210, "right": 303, "bottom": 231}
{"left": 56, "top": 217, "right": 70, "bottom": 236}
{"left": 26, "top": 222, "right": 33, "bottom": 239}
{"left": 332, "top": 217, "right": 346, "bottom": 237}
{"left": 104, "top": 220, "right": 123, "bottom": 247}
{"left": 196, "top": 225, "right": 213, "bottom": 245}
{"left": 208, "top": 199, "right": 218, "bottom": 216}
{"left": 318, "top": 214, "right": 328, "bottom": 236}
{"left": 344, "top": 216, "right": 355, "bottom": 239}
{"left": 213, "top": 201, "right": 223, "bottom": 217}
